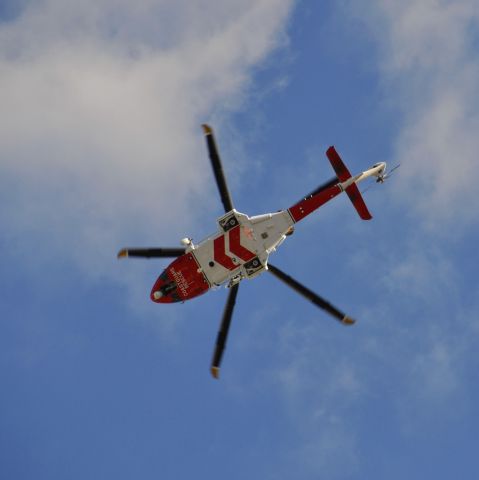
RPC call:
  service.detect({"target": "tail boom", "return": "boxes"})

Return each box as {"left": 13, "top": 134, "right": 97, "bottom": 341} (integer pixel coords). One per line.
{"left": 288, "top": 183, "right": 342, "bottom": 223}
{"left": 287, "top": 146, "right": 373, "bottom": 223}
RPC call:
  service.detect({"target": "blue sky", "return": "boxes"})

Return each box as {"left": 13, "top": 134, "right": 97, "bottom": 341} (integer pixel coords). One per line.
{"left": 1, "top": 1, "right": 479, "bottom": 479}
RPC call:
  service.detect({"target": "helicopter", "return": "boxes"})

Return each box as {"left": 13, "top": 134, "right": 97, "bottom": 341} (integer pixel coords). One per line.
{"left": 118, "top": 125, "right": 393, "bottom": 379}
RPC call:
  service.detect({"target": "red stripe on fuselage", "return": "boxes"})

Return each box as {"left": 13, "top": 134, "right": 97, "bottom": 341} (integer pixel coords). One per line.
{"left": 228, "top": 226, "right": 256, "bottom": 262}
{"left": 214, "top": 235, "right": 237, "bottom": 270}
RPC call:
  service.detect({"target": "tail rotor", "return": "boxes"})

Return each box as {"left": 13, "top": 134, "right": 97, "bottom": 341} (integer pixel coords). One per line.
{"left": 363, "top": 163, "right": 400, "bottom": 193}
{"left": 376, "top": 163, "right": 401, "bottom": 183}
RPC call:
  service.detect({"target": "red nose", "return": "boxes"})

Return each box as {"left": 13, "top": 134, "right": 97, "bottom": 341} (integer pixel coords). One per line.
{"left": 150, "top": 254, "right": 210, "bottom": 304}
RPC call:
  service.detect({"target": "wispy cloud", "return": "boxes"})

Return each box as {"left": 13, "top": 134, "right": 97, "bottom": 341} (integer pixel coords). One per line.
{"left": 344, "top": 0, "right": 479, "bottom": 229}
{"left": 0, "top": 0, "right": 295, "bottom": 287}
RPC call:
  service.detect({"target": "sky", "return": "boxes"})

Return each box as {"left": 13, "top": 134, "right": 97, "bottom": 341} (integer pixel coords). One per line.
{"left": 1, "top": 0, "right": 479, "bottom": 478}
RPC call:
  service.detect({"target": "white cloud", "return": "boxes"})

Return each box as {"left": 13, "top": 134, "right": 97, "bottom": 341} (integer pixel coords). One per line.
{"left": 344, "top": 0, "right": 479, "bottom": 229}
{"left": 382, "top": 244, "right": 460, "bottom": 305}
{"left": 0, "top": 0, "right": 295, "bottom": 284}
{"left": 295, "top": 419, "right": 359, "bottom": 479}
{"left": 254, "top": 319, "right": 363, "bottom": 477}
{"left": 411, "top": 340, "right": 459, "bottom": 399}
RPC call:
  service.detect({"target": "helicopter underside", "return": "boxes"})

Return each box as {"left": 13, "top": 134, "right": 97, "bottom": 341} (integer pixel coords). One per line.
{"left": 119, "top": 124, "right": 389, "bottom": 377}
{"left": 151, "top": 209, "right": 294, "bottom": 303}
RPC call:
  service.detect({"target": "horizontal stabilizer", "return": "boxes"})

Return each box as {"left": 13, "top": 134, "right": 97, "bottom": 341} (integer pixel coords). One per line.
{"left": 344, "top": 183, "right": 372, "bottom": 220}
{"left": 326, "top": 146, "right": 372, "bottom": 221}
{"left": 326, "top": 146, "right": 352, "bottom": 182}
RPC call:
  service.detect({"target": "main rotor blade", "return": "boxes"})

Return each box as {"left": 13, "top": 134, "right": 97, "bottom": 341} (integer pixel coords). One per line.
{"left": 117, "top": 247, "right": 186, "bottom": 259}
{"left": 211, "top": 283, "right": 240, "bottom": 379}
{"left": 202, "top": 124, "right": 234, "bottom": 213}
{"left": 267, "top": 263, "right": 355, "bottom": 325}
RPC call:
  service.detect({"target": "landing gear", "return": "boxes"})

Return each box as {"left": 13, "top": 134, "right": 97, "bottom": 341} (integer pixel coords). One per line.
{"left": 227, "top": 274, "right": 243, "bottom": 288}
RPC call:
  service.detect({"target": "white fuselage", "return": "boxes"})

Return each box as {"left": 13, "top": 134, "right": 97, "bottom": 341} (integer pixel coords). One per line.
{"left": 339, "top": 162, "right": 386, "bottom": 190}
{"left": 187, "top": 209, "right": 294, "bottom": 288}
{"left": 185, "top": 162, "right": 386, "bottom": 289}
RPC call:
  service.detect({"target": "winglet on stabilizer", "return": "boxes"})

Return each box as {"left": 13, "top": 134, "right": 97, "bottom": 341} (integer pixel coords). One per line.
{"left": 326, "top": 146, "right": 372, "bottom": 220}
